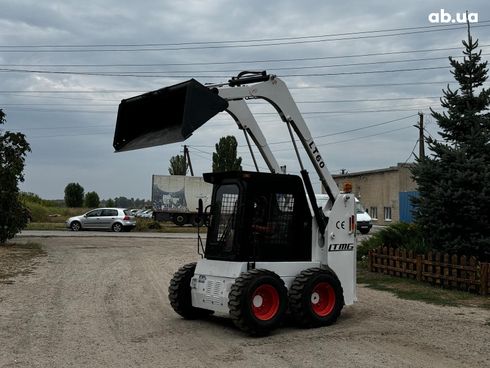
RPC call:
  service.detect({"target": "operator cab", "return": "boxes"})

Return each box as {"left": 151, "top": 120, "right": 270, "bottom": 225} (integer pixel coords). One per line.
{"left": 203, "top": 171, "right": 312, "bottom": 263}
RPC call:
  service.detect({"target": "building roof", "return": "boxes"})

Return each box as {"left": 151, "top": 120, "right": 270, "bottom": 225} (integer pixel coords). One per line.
{"left": 333, "top": 163, "right": 414, "bottom": 179}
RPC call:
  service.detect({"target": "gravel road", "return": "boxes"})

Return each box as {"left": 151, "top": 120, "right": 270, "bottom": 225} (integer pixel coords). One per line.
{"left": 1, "top": 236, "right": 488, "bottom": 368}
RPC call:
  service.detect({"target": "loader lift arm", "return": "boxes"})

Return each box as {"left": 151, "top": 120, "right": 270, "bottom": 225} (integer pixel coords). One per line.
{"left": 215, "top": 74, "right": 339, "bottom": 202}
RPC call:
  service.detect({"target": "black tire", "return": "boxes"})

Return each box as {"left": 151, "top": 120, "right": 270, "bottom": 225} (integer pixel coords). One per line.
{"left": 112, "top": 222, "right": 123, "bottom": 232}
{"left": 228, "top": 269, "right": 288, "bottom": 336}
{"left": 289, "top": 268, "right": 344, "bottom": 328}
{"left": 173, "top": 214, "right": 188, "bottom": 226}
{"left": 359, "top": 228, "right": 370, "bottom": 235}
{"left": 168, "top": 263, "right": 212, "bottom": 319}
{"left": 70, "top": 221, "right": 81, "bottom": 231}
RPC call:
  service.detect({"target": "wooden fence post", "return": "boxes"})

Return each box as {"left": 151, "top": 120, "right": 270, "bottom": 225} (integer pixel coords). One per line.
{"left": 416, "top": 254, "right": 422, "bottom": 281}
{"left": 435, "top": 252, "right": 441, "bottom": 285}
{"left": 469, "top": 257, "right": 476, "bottom": 292}
{"left": 451, "top": 254, "right": 458, "bottom": 288}
{"left": 481, "top": 263, "right": 489, "bottom": 296}
{"left": 383, "top": 247, "right": 388, "bottom": 274}
{"left": 443, "top": 253, "right": 449, "bottom": 288}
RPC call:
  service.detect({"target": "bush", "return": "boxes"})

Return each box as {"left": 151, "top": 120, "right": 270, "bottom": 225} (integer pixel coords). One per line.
{"left": 148, "top": 221, "right": 162, "bottom": 230}
{"left": 25, "top": 201, "right": 50, "bottom": 222}
{"left": 358, "top": 223, "right": 427, "bottom": 260}
{"left": 134, "top": 219, "right": 161, "bottom": 232}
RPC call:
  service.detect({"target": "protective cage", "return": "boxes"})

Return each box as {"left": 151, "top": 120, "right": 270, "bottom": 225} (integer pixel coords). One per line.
{"left": 203, "top": 171, "right": 312, "bottom": 262}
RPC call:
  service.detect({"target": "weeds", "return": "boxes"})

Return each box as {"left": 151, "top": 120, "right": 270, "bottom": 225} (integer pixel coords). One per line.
{"left": 357, "top": 264, "right": 490, "bottom": 309}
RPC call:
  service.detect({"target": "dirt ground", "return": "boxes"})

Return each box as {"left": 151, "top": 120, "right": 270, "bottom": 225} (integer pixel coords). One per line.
{"left": 0, "top": 236, "right": 488, "bottom": 368}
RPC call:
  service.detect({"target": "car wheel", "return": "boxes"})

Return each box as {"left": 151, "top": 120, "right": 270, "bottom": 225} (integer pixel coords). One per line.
{"left": 112, "top": 223, "right": 123, "bottom": 232}
{"left": 228, "top": 269, "right": 288, "bottom": 336}
{"left": 359, "top": 228, "right": 370, "bottom": 235}
{"left": 70, "top": 221, "right": 81, "bottom": 231}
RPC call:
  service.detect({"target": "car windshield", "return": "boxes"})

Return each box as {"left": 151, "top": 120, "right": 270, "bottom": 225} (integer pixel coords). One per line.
{"left": 124, "top": 209, "right": 131, "bottom": 216}
{"left": 355, "top": 201, "right": 366, "bottom": 214}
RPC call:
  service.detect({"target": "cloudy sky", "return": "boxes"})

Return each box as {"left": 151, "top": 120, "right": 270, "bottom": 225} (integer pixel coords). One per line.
{"left": 1, "top": 0, "right": 489, "bottom": 200}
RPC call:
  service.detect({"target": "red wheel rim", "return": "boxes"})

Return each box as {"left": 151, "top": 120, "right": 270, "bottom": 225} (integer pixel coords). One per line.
{"left": 251, "top": 284, "right": 280, "bottom": 321}
{"left": 311, "top": 282, "right": 335, "bottom": 317}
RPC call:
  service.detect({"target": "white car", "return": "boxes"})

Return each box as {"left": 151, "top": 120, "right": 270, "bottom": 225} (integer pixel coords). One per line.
{"left": 315, "top": 194, "right": 372, "bottom": 234}
{"left": 66, "top": 208, "right": 136, "bottom": 232}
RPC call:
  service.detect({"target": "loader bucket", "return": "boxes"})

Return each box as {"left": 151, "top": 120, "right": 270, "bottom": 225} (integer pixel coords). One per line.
{"left": 113, "top": 79, "right": 228, "bottom": 152}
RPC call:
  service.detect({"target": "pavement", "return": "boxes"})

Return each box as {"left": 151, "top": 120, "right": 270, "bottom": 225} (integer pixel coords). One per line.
{"left": 17, "top": 230, "right": 202, "bottom": 239}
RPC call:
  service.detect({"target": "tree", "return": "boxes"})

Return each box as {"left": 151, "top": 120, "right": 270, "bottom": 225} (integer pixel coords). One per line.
{"left": 106, "top": 198, "right": 115, "bottom": 207}
{"left": 0, "top": 109, "right": 31, "bottom": 243}
{"left": 114, "top": 196, "right": 132, "bottom": 208}
{"left": 64, "top": 183, "right": 84, "bottom": 207}
{"left": 411, "top": 27, "right": 490, "bottom": 260}
{"left": 212, "top": 135, "right": 242, "bottom": 172}
{"left": 84, "top": 191, "right": 100, "bottom": 208}
{"left": 168, "top": 154, "right": 187, "bottom": 175}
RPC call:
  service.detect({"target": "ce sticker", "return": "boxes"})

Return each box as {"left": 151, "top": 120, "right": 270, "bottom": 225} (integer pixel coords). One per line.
{"left": 336, "top": 220, "right": 345, "bottom": 230}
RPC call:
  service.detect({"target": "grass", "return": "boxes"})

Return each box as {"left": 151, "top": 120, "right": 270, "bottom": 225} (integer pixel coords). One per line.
{"left": 26, "top": 218, "right": 199, "bottom": 233}
{"left": 26, "top": 222, "right": 66, "bottom": 230}
{"left": 357, "top": 263, "right": 490, "bottom": 309}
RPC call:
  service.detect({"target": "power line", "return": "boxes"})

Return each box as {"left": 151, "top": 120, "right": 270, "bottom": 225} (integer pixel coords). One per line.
{"left": 27, "top": 130, "right": 113, "bottom": 139}
{"left": 2, "top": 44, "right": 487, "bottom": 68}
{"left": 1, "top": 23, "right": 488, "bottom": 52}
{"left": 404, "top": 139, "right": 420, "bottom": 164}
{"left": 1, "top": 96, "right": 441, "bottom": 107}
{"left": 0, "top": 80, "right": 458, "bottom": 95}
{"left": 3, "top": 105, "right": 433, "bottom": 115}
{"left": 252, "top": 114, "right": 419, "bottom": 147}
{"left": 0, "top": 64, "right": 451, "bottom": 78}
{"left": 274, "top": 125, "right": 415, "bottom": 152}
{"left": 2, "top": 51, "right": 487, "bottom": 71}
{"left": 190, "top": 114, "right": 418, "bottom": 149}
{"left": 2, "top": 22, "right": 485, "bottom": 48}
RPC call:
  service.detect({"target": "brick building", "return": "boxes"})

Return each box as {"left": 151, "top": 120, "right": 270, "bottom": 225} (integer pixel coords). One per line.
{"left": 331, "top": 163, "right": 417, "bottom": 225}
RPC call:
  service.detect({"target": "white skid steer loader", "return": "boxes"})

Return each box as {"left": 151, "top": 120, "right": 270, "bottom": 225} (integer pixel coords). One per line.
{"left": 113, "top": 71, "right": 357, "bottom": 335}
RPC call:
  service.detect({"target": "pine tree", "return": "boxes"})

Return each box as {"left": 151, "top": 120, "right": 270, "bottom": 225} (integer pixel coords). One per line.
{"left": 412, "top": 26, "right": 490, "bottom": 260}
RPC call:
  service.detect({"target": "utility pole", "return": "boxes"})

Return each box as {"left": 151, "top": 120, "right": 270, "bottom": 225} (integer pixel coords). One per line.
{"left": 416, "top": 112, "right": 425, "bottom": 159}
{"left": 183, "top": 145, "right": 194, "bottom": 176}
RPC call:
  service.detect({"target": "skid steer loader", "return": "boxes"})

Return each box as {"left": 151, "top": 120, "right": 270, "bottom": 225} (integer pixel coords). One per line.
{"left": 113, "top": 71, "right": 357, "bottom": 335}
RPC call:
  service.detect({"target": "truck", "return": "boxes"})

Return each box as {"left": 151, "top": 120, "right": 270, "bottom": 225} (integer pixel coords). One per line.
{"left": 113, "top": 71, "right": 357, "bottom": 335}
{"left": 152, "top": 174, "right": 212, "bottom": 226}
